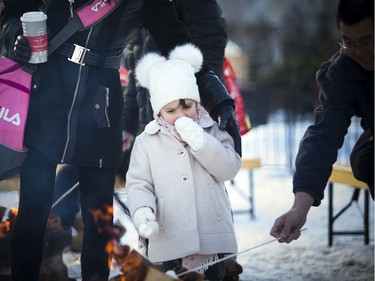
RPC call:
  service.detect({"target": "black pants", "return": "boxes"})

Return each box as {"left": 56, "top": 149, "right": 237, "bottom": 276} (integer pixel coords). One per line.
{"left": 11, "top": 148, "right": 116, "bottom": 281}
{"left": 163, "top": 254, "right": 225, "bottom": 281}
{"left": 53, "top": 164, "right": 81, "bottom": 228}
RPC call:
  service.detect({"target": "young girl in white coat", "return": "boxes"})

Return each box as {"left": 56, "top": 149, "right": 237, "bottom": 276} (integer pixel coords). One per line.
{"left": 126, "top": 43, "right": 242, "bottom": 280}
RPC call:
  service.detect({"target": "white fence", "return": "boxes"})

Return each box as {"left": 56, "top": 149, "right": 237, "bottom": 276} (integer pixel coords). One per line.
{"left": 242, "top": 111, "right": 362, "bottom": 170}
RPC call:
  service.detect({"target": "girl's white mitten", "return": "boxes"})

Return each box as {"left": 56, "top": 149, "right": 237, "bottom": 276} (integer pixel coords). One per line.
{"left": 133, "top": 207, "right": 159, "bottom": 238}
{"left": 138, "top": 221, "right": 159, "bottom": 238}
{"left": 175, "top": 117, "right": 204, "bottom": 151}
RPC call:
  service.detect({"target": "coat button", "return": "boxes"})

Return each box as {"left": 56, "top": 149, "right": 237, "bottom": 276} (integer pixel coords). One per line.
{"left": 179, "top": 151, "right": 186, "bottom": 157}
{"left": 33, "top": 84, "right": 37, "bottom": 89}
{"left": 95, "top": 104, "right": 100, "bottom": 109}
{"left": 181, "top": 176, "right": 188, "bottom": 182}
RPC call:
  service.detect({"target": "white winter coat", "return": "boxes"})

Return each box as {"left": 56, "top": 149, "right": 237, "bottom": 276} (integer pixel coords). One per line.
{"left": 126, "top": 113, "right": 242, "bottom": 262}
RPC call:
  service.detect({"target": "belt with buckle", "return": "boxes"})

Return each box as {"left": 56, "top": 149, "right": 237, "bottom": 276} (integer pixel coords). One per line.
{"left": 57, "top": 43, "right": 121, "bottom": 69}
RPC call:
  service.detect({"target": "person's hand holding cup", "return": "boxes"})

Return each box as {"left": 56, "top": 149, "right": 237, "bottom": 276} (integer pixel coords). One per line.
{"left": 20, "top": 11, "right": 48, "bottom": 64}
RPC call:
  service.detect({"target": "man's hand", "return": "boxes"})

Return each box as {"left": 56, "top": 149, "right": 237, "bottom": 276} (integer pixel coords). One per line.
{"left": 270, "top": 208, "right": 306, "bottom": 243}
{"left": 122, "top": 131, "right": 135, "bottom": 152}
{"left": 270, "top": 192, "right": 314, "bottom": 243}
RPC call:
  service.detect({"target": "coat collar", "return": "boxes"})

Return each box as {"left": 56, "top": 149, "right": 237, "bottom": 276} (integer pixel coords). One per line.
{"left": 144, "top": 112, "right": 215, "bottom": 135}
{"left": 334, "top": 50, "right": 372, "bottom": 81}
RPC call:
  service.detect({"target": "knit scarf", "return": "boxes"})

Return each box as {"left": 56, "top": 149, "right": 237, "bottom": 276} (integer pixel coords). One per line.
{"left": 155, "top": 108, "right": 203, "bottom": 143}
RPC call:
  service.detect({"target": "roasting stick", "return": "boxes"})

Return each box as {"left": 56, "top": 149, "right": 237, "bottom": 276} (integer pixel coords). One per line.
{"left": 51, "top": 182, "right": 130, "bottom": 215}
{"left": 52, "top": 183, "right": 307, "bottom": 278}
{"left": 51, "top": 182, "right": 79, "bottom": 208}
{"left": 177, "top": 228, "right": 307, "bottom": 278}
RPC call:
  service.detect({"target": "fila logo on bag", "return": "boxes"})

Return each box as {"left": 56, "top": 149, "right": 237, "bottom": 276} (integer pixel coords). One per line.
{"left": 0, "top": 107, "right": 21, "bottom": 126}
{"left": 91, "top": 0, "right": 108, "bottom": 11}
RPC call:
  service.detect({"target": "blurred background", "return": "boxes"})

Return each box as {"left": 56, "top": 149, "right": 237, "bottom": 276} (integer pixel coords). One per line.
{"left": 218, "top": 0, "right": 361, "bottom": 169}
{"left": 0, "top": 0, "right": 360, "bottom": 169}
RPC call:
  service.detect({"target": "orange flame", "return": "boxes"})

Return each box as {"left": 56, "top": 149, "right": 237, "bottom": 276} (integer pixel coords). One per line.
{"left": 0, "top": 220, "right": 10, "bottom": 238}
{"left": 88, "top": 204, "right": 115, "bottom": 269}
{"left": 9, "top": 208, "right": 18, "bottom": 217}
{"left": 88, "top": 205, "right": 114, "bottom": 234}
{"left": 0, "top": 208, "right": 18, "bottom": 238}
{"left": 106, "top": 239, "right": 115, "bottom": 269}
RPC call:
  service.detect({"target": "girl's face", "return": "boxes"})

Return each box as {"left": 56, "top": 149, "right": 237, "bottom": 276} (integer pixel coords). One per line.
{"left": 160, "top": 99, "right": 198, "bottom": 125}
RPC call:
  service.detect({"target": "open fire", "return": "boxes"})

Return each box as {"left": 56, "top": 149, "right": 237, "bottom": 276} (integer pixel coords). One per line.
{"left": 0, "top": 207, "right": 17, "bottom": 238}
{"left": 0, "top": 205, "right": 205, "bottom": 281}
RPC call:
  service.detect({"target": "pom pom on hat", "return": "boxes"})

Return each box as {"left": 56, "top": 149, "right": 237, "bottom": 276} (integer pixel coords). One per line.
{"left": 135, "top": 53, "right": 166, "bottom": 89}
{"left": 169, "top": 43, "right": 203, "bottom": 73}
{"left": 135, "top": 43, "right": 203, "bottom": 115}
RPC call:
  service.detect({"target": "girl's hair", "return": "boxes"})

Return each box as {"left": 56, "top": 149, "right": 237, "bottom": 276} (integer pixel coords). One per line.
{"left": 178, "top": 99, "right": 197, "bottom": 109}
{"left": 157, "top": 99, "right": 197, "bottom": 116}
{"left": 336, "top": 0, "right": 374, "bottom": 26}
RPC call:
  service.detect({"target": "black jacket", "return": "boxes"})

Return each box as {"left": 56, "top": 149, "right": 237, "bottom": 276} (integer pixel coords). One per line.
{"left": 122, "top": 0, "right": 228, "bottom": 136}
{"left": 0, "top": 0, "right": 142, "bottom": 167}
{"left": 293, "top": 50, "right": 374, "bottom": 205}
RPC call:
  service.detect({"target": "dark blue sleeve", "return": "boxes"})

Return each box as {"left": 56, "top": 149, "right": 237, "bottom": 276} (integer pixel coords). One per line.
{"left": 293, "top": 55, "right": 355, "bottom": 206}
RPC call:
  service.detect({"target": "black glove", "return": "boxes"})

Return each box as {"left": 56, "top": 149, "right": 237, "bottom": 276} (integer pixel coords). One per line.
{"left": 13, "top": 35, "right": 31, "bottom": 64}
{"left": 197, "top": 68, "right": 242, "bottom": 156}
{"left": 216, "top": 105, "right": 242, "bottom": 156}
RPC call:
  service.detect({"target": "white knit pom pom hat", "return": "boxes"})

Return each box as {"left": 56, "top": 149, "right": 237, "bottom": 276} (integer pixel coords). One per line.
{"left": 135, "top": 43, "right": 203, "bottom": 115}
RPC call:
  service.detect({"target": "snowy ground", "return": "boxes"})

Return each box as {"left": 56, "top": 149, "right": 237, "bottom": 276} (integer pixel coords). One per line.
{"left": 2, "top": 117, "right": 371, "bottom": 281}
{"left": 111, "top": 163, "right": 374, "bottom": 281}
{"left": 227, "top": 167, "right": 374, "bottom": 281}
{"left": 1, "top": 164, "right": 373, "bottom": 281}
{"left": 1, "top": 120, "right": 373, "bottom": 281}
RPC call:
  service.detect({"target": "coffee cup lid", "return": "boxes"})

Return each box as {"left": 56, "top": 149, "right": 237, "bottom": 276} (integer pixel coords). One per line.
{"left": 20, "top": 12, "right": 48, "bottom": 22}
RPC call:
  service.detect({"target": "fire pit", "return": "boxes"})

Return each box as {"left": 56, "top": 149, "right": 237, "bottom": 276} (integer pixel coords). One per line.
{"left": 0, "top": 206, "right": 205, "bottom": 281}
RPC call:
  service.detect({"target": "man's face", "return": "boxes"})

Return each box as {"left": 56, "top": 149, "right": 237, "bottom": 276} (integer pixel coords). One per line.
{"left": 339, "top": 18, "right": 374, "bottom": 71}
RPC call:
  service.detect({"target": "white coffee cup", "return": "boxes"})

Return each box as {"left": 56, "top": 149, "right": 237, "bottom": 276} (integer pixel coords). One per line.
{"left": 20, "top": 12, "right": 48, "bottom": 64}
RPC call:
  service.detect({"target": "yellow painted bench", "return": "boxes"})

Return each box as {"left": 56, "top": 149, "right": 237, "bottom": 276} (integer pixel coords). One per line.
{"left": 231, "top": 157, "right": 262, "bottom": 219}
{"left": 328, "top": 165, "right": 368, "bottom": 189}
{"left": 0, "top": 168, "right": 125, "bottom": 193}
{"left": 327, "top": 164, "right": 370, "bottom": 246}
{"left": 0, "top": 169, "right": 126, "bottom": 206}
{"left": 242, "top": 158, "right": 262, "bottom": 171}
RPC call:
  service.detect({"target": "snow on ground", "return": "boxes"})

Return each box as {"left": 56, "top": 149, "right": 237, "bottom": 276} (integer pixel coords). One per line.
{"left": 1, "top": 117, "right": 373, "bottom": 281}
{"left": 113, "top": 163, "right": 374, "bottom": 281}
{"left": 227, "top": 166, "right": 374, "bottom": 281}
{"left": 1, "top": 164, "right": 373, "bottom": 281}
